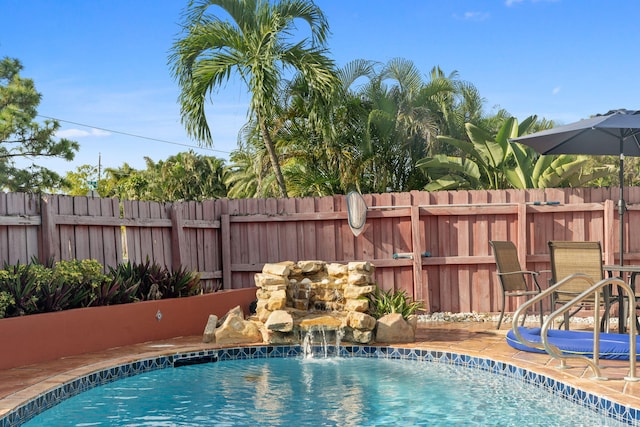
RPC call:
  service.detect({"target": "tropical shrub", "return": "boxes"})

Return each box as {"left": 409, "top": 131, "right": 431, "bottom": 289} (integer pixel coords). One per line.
{"left": 367, "top": 287, "right": 424, "bottom": 319}
{"left": 165, "top": 266, "right": 202, "bottom": 298}
{"left": 121, "top": 258, "right": 201, "bottom": 301}
{"left": 34, "top": 259, "right": 106, "bottom": 312}
{"left": 0, "top": 262, "right": 40, "bottom": 317}
{"left": 0, "top": 291, "right": 12, "bottom": 318}
{"left": 0, "top": 257, "right": 202, "bottom": 318}
{"left": 90, "top": 263, "right": 141, "bottom": 307}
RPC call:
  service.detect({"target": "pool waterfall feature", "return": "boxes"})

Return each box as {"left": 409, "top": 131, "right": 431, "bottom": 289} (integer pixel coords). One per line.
{"left": 301, "top": 325, "right": 345, "bottom": 358}
{"left": 253, "top": 260, "right": 384, "bottom": 346}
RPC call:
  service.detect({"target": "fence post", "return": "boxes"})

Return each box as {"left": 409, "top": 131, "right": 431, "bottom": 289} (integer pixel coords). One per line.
{"left": 411, "top": 205, "right": 428, "bottom": 311}
{"left": 170, "top": 203, "right": 187, "bottom": 269}
{"left": 39, "top": 195, "right": 57, "bottom": 262}
{"left": 221, "top": 214, "right": 232, "bottom": 289}
{"left": 604, "top": 199, "right": 615, "bottom": 265}
{"left": 516, "top": 202, "right": 528, "bottom": 267}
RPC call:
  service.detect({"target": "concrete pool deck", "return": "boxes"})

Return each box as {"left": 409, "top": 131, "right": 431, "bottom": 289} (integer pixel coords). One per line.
{"left": 2, "top": 320, "right": 640, "bottom": 422}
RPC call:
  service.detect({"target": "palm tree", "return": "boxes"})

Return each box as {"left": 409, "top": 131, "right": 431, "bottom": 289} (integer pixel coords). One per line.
{"left": 340, "top": 59, "right": 448, "bottom": 192}
{"left": 225, "top": 130, "right": 279, "bottom": 198}
{"left": 156, "top": 151, "right": 228, "bottom": 201}
{"left": 418, "top": 66, "right": 486, "bottom": 155}
{"left": 169, "top": 0, "right": 339, "bottom": 198}
{"left": 325, "top": 60, "right": 487, "bottom": 193}
{"left": 99, "top": 153, "right": 228, "bottom": 202}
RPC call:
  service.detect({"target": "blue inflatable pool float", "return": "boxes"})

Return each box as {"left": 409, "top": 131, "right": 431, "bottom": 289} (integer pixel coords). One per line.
{"left": 506, "top": 327, "right": 640, "bottom": 360}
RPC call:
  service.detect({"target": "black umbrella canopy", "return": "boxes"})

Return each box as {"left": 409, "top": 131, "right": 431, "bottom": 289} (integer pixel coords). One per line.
{"left": 510, "top": 109, "right": 640, "bottom": 266}
{"left": 511, "top": 109, "right": 640, "bottom": 156}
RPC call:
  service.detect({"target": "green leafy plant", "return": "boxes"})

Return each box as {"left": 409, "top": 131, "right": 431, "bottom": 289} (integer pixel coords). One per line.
{"left": 116, "top": 258, "right": 202, "bottom": 301}
{"left": 91, "top": 265, "right": 140, "bottom": 307}
{"left": 34, "top": 260, "right": 105, "bottom": 312}
{"left": 0, "top": 291, "right": 15, "bottom": 318}
{"left": 0, "top": 262, "right": 40, "bottom": 316}
{"left": 130, "top": 258, "right": 165, "bottom": 300}
{"left": 165, "top": 266, "right": 201, "bottom": 298}
{"left": 368, "top": 287, "right": 424, "bottom": 319}
{"left": 0, "top": 257, "right": 203, "bottom": 317}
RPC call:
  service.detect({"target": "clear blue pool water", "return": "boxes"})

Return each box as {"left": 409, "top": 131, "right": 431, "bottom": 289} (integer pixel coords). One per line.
{"left": 23, "top": 357, "right": 627, "bottom": 426}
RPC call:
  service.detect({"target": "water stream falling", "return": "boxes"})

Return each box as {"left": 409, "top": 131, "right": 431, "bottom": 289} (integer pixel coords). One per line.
{"left": 302, "top": 326, "right": 345, "bottom": 359}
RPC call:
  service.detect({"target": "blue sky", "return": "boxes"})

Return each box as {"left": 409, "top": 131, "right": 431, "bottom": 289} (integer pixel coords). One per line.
{"left": 2, "top": 0, "right": 640, "bottom": 176}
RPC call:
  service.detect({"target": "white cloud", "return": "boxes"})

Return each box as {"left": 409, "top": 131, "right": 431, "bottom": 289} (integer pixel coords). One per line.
{"left": 56, "top": 128, "right": 111, "bottom": 138}
{"left": 506, "top": 0, "right": 559, "bottom": 5}
{"left": 552, "top": 86, "right": 561, "bottom": 95}
{"left": 460, "top": 11, "right": 490, "bottom": 21}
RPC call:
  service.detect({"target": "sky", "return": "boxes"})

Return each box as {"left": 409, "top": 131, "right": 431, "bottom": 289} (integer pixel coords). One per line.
{"left": 2, "top": 0, "right": 640, "bottom": 177}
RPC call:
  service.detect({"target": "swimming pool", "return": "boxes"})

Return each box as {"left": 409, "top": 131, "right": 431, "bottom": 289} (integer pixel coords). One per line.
{"left": 3, "top": 344, "right": 639, "bottom": 426}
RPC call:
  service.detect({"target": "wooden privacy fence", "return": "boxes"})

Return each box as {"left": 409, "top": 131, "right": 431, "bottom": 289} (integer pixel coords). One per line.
{"left": 1, "top": 187, "right": 639, "bottom": 314}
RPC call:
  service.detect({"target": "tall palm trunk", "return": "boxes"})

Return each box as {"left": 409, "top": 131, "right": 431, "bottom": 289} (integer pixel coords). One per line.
{"left": 258, "top": 113, "right": 288, "bottom": 198}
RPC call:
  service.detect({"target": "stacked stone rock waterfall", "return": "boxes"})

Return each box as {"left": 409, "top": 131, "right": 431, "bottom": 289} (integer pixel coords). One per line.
{"left": 202, "top": 260, "right": 417, "bottom": 347}
{"left": 254, "top": 260, "right": 378, "bottom": 345}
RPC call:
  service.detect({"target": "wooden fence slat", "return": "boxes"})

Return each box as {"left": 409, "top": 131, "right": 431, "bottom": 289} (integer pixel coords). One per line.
{"left": 470, "top": 190, "right": 489, "bottom": 313}
{"left": 199, "top": 200, "right": 215, "bottom": 291}
{"left": 193, "top": 202, "right": 203, "bottom": 271}
{"left": 452, "top": 191, "right": 471, "bottom": 312}
{"left": 315, "top": 196, "right": 335, "bottom": 262}
{"left": 87, "top": 197, "right": 104, "bottom": 266}
{"left": 377, "top": 193, "right": 394, "bottom": 290}
{"left": 73, "top": 196, "right": 91, "bottom": 262}
{"left": 339, "top": 195, "right": 356, "bottom": 262}
{"left": 0, "top": 194, "right": 8, "bottom": 264}
{"left": 298, "top": 197, "right": 316, "bottom": 260}
{"left": 40, "top": 195, "right": 57, "bottom": 262}
{"left": 136, "top": 201, "right": 152, "bottom": 263}
{"left": 151, "top": 203, "right": 167, "bottom": 268}
{"left": 58, "top": 196, "right": 75, "bottom": 261}
{"left": 221, "top": 214, "right": 231, "bottom": 288}
{"left": 358, "top": 194, "right": 375, "bottom": 264}
{"left": 391, "top": 193, "right": 413, "bottom": 298}
{"left": 171, "top": 204, "right": 186, "bottom": 268}
{"left": 6, "top": 193, "right": 26, "bottom": 264}
{"left": 410, "top": 205, "right": 424, "bottom": 307}
{"left": 278, "top": 198, "right": 298, "bottom": 261}
{"left": 103, "top": 198, "right": 122, "bottom": 267}
{"left": 265, "top": 198, "right": 280, "bottom": 262}
{"left": 124, "top": 200, "right": 140, "bottom": 263}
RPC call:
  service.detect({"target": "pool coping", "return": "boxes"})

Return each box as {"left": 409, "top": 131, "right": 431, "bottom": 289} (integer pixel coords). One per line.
{"left": 2, "top": 343, "right": 639, "bottom": 427}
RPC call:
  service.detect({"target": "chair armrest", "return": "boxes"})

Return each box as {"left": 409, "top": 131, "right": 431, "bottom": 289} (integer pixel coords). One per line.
{"left": 497, "top": 270, "right": 539, "bottom": 277}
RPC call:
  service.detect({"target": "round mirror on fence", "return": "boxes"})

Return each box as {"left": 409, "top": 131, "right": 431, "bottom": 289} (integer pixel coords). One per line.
{"left": 346, "top": 191, "right": 367, "bottom": 236}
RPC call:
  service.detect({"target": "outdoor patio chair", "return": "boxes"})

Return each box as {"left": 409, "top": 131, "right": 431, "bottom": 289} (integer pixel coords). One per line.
{"left": 547, "top": 240, "right": 616, "bottom": 331}
{"left": 490, "top": 241, "right": 543, "bottom": 329}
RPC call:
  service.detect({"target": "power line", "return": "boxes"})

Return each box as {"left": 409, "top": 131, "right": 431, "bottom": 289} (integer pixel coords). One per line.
{"left": 37, "top": 115, "right": 233, "bottom": 155}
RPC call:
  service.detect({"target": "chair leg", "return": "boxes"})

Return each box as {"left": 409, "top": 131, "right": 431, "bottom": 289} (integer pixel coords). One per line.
{"left": 497, "top": 292, "right": 506, "bottom": 329}
{"left": 497, "top": 306, "right": 506, "bottom": 329}
{"left": 560, "top": 306, "right": 584, "bottom": 330}
{"left": 598, "top": 295, "right": 614, "bottom": 333}
{"left": 600, "top": 303, "right": 610, "bottom": 333}
{"left": 538, "top": 300, "right": 544, "bottom": 328}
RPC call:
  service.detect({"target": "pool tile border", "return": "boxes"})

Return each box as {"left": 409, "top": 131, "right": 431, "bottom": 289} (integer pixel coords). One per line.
{"left": 2, "top": 344, "right": 638, "bottom": 426}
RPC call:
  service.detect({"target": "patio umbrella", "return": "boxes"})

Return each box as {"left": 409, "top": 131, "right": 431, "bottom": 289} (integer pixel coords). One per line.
{"left": 510, "top": 109, "right": 640, "bottom": 266}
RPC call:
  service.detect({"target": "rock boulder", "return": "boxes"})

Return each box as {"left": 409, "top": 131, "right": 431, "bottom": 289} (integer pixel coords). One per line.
{"left": 375, "top": 313, "right": 415, "bottom": 343}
